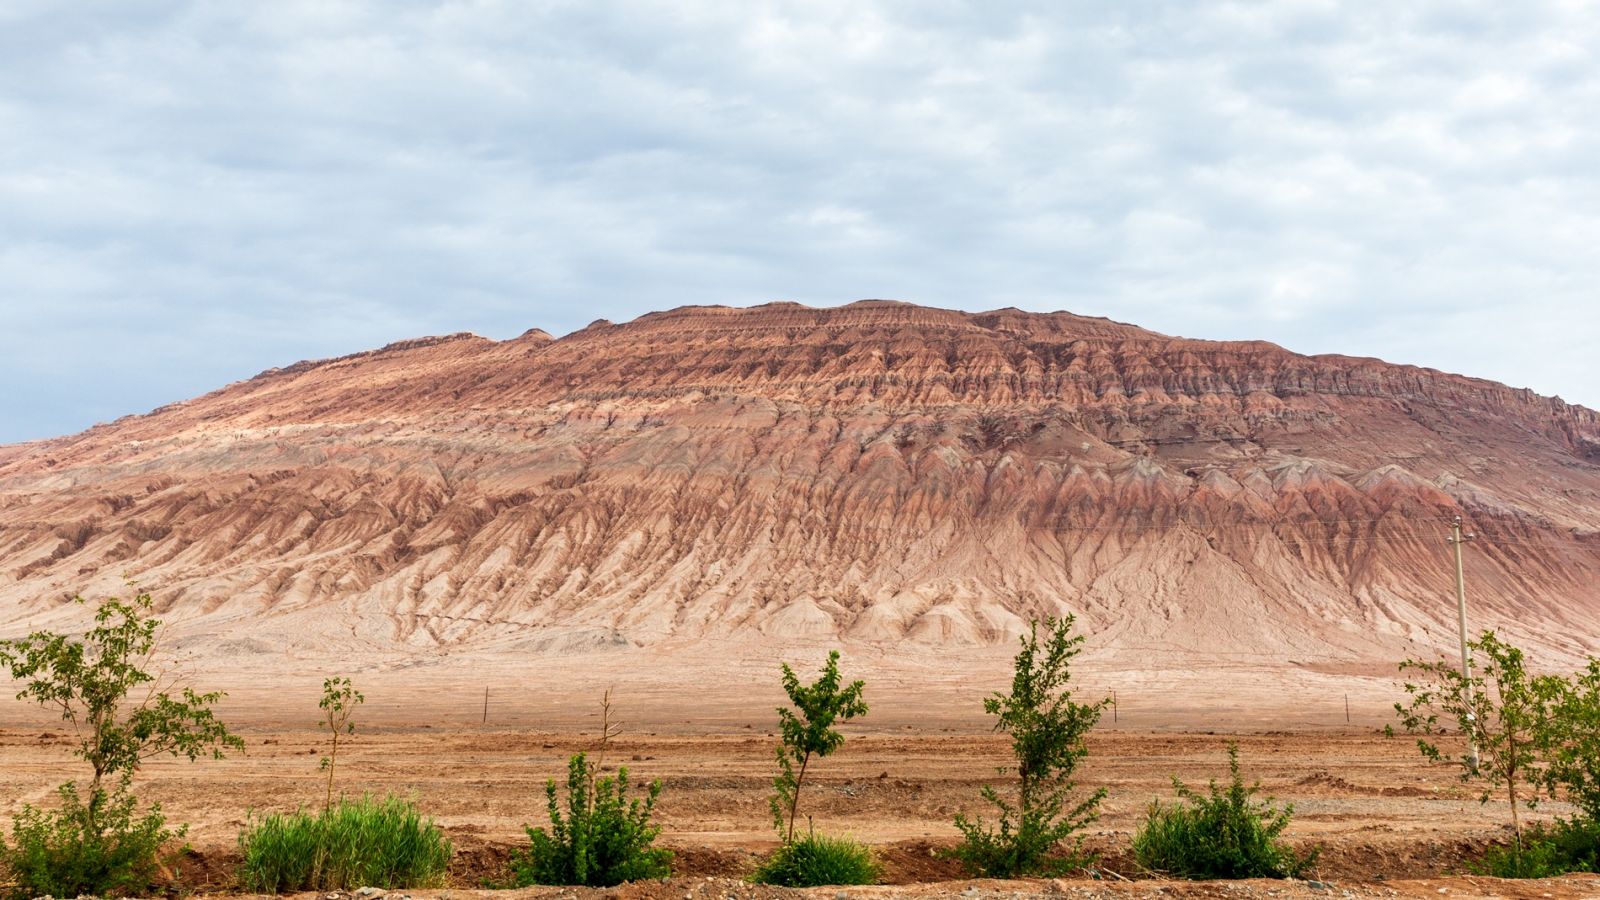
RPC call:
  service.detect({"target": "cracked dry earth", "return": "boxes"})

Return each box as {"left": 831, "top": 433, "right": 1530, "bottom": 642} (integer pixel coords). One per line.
{"left": 5, "top": 725, "right": 1598, "bottom": 900}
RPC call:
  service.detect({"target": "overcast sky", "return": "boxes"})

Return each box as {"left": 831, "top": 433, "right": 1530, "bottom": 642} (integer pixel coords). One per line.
{"left": 3, "top": 1, "right": 1597, "bottom": 443}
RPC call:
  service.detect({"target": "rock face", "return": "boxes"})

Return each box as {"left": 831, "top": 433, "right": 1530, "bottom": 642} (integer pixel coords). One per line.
{"left": 3, "top": 300, "right": 1599, "bottom": 670}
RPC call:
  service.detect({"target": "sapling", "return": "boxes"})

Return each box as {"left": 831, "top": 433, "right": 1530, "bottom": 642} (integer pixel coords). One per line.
{"left": 1538, "top": 657, "right": 1600, "bottom": 822}
{"left": 319, "top": 676, "right": 363, "bottom": 810}
{"left": 238, "top": 679, "right": 452, "bottom": 892}
{"left": 770, "top": 650, "right": 868, "bottom": 843}
{"left": 953, "top": 615, "right": 1108, "bottom": 877}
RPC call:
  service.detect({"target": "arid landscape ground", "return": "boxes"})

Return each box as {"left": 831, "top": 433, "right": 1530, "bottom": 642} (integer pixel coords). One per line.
{"left": 5, "top": 683, "right": 1600, "bottom": 899}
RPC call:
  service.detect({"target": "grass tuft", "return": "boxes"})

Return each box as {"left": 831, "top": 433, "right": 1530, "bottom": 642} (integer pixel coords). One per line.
{"left": 751, "top": 833, "right": 878, "bottom": 887}
{"left": 237, "top": 794, "right": 452, "bottom": 893}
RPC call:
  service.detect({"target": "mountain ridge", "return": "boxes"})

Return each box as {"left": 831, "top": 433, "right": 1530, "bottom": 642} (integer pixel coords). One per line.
{"left": 2, "top": 300, "right": 1597, "bottom": 675}
{"left": 14, "top": 300, "right": 1595, "bottom": 457}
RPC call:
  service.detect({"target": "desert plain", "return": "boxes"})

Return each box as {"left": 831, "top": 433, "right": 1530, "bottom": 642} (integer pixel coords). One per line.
{"left": 5, "top": 656, "right": 1600, "bottom": 900}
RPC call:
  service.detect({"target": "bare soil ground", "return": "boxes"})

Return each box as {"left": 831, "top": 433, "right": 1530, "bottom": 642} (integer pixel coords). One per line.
{"left": 3, "top": 724, "right": 1596, "bottom": 899}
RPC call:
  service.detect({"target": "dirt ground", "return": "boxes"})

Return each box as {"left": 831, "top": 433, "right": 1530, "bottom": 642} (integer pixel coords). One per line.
{"left": 3, "top": 721, "right": 1596, "bottom": 899}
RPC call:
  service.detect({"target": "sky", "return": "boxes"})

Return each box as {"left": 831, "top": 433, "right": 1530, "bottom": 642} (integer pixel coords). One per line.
{"left": 2, "top": 1, "right": 1597, "bottom": 444}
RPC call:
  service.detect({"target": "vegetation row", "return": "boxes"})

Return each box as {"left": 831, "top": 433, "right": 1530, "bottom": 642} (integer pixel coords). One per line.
{"left": 0, "top": 591, "right": 1598, "bottom": 897}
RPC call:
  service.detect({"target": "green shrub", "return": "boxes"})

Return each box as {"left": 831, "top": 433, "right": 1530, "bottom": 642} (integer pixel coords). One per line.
{"left": 238, "top": 794, "right": 453, "bottom": 892}
{"left": 1132, "top": 744, "right": 1315, "bottom": 879}
{"left": 509, "top": 753, "right": 671, "bottom": 887}
{"left": 752, "top": 833, "right": 877, "bottom": 887}
{"left": 1540, "top": 658, "right": 1600, "bottom": 822}
{"left": 953, "top": 615, "right": 1107, "bottom": 878}
{"left": 1, "top": 783, "right": 174, "bottom": 900}
{"left": 1473, "top": 817, "right": 1600, "bottom": 878}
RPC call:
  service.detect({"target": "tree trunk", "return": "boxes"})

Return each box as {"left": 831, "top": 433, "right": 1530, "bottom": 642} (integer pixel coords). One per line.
{"left": 324, "top": 732, "right": 339, "bottom": 812}
{"left": 1508, "top": 773, "right": 1521, "bottom": 849}
{"left": 1506, "top": 728, "right": 1522, "bottom": 853}
{"left": 786, "top": 753, "right": 811, "bottom": 844}
{"left": 88, "top": 765, "right": 106, "bottom": 838}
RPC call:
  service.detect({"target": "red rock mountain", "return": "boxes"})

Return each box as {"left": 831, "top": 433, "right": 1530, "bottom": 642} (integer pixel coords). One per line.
{"left": 3, "top": 300, "right": 1599, "bottom": 674}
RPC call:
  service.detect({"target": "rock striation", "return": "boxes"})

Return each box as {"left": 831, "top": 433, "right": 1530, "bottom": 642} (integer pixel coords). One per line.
{"left": 2, "top": 300, "right": 1598, "bottom": 671}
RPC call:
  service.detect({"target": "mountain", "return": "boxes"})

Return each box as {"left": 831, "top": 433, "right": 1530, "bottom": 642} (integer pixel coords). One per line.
{"left": 3, "top": 300, "right": 1598, "bottom": 680}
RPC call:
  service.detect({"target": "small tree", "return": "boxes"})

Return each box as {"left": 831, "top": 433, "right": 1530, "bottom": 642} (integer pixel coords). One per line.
{"left": 1538, "top": 658, "right": 1600, "bottom": 822}
{"left": 1396, "top": 630, "right": 1563, "bottom": 850}
{"left": 953, "top": 615, "right": 1108, "bottom": 877}
{"left": 770, "top": 650, "right": 867, "bottom": 843}
{"left": 0, "top": 591, "right": 243, "bottom": 897}
{"left": 318, "top": 677, "right": 364, "bottom": 810}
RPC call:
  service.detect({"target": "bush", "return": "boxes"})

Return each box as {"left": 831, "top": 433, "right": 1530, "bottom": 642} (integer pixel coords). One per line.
{"left": 1, "top": 783, "right": 174, "bottom": 900}
{"left": 1473, "top": 817, "right": 1600, "bottom": 878}
{"left": 953, "top": 615, "right": 1107, "bottom": 878}
{"left": 1132, "top": 744, "right": 1315, "bottom": 879}
{"left": 1541, "top": 658, "right": 1600, "bottom": 822}
{"left": 509, "top": 752, "right": 671, "bottom": 887}
{"left": 238, "top": 795, "right": 453, "bottom": 892}
{"left": 751, "top": 833, "right": 878, "bottom": 887}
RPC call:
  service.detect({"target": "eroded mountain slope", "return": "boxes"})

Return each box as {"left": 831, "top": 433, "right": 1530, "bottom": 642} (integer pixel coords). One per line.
{"left": 2, "top": 300, "right": 1597, "bottom": 672}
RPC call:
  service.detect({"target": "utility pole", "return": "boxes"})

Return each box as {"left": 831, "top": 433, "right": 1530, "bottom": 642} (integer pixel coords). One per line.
{"left": 1448, "top": 515, "right": 1480, "bottom": 773}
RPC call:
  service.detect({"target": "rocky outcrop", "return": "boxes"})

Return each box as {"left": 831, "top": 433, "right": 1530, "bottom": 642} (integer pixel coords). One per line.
{"left": 2, "top": 300, "right": 1597, "bottom": 668}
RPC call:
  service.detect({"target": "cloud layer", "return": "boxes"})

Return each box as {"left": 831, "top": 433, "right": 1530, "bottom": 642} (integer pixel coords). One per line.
{"left": 3, "top": 1, "right": 1597, "bottom": 442}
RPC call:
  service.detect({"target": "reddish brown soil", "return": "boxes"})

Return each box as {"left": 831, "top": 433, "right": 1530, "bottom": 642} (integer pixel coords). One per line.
{"left": 4, "top": 725, "right": 1594, "bottom": 899}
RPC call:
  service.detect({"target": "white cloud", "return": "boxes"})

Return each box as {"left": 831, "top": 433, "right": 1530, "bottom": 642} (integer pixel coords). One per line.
{"left": 1, "top": 1, "right": 1597, "bottom": 440}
